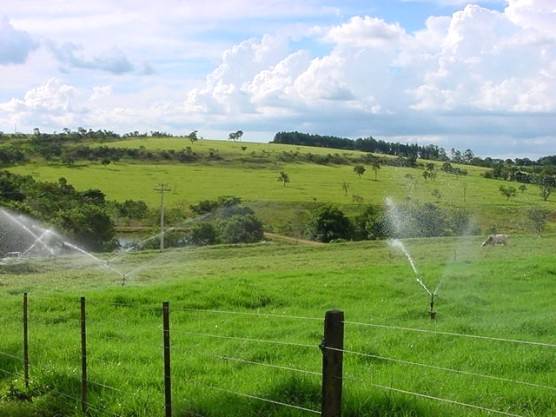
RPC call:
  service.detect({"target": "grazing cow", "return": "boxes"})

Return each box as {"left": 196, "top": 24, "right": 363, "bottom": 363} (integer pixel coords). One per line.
{"left": 481, "top": 234, "right": 509, "bottom": 247}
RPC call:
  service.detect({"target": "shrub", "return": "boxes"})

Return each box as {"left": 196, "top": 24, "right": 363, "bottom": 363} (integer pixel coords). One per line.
{"left": 353, "top": 205, "right": 386, "bottom": 240}
{"left": 306, "top": 205, "right": 353, "bottom": 242}
{"left": 218, "top": 214, "right": 264, "bottom": 244}
{"left": 190, "top": 223, "right": 217, "bottom": 246}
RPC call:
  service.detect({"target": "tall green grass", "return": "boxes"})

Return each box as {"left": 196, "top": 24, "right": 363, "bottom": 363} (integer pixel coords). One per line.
{"left": 1, "top": 235, "right": 555, "bottom": 416}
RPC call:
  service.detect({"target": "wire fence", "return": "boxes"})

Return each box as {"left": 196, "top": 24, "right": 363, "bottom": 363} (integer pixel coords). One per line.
{"left": 0, "top": 294, "right": 554, "bottom": 417}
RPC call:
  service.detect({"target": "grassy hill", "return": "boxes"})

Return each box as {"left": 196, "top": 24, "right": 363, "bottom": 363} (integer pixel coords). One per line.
{"left": 0, "top": 236, "right": 555, "bottom": 417}
{"left": 8, "top": 137, "right": 555, "bottom": 235}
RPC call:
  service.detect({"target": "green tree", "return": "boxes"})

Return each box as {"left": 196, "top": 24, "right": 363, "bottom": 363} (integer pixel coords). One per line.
{"left": 228, "top": 130, "right": 244, "bottom": 141}
{"left": 539, "top": 177, "right": 553, "bottom": 201}
{"left": 277, "top": 171, "right": 290, "bottom": 187}
{"left": 190, "top": 222, "right": 217, "bottom": 245}
{"left": 519, "top": 184, "right": 527, "bottom": 193}
{"left": 306, "top": 205, "right": 353, "bottom": 242}
{"left": 527, "top": 207, "right": 550, "bottom": 236}
{"left": 371, "top": 160, "right": 381, "bottom": 180}
{"left": 353, "top": 205, "right": 386, "bottom": 240}
{"left": 499, "top": 185, "right": 517, "bottom": 200}
{"left": 218, "top": 214, "right": 264, "bottom": 244}
{"left": 341, "top": 181, "right": 351, "bottom": 196}
{"left": 187, "top": 130, "right": 198, "bottom": 143}
{"left": 353, "top": 165, "right": 366, "bottom": 178}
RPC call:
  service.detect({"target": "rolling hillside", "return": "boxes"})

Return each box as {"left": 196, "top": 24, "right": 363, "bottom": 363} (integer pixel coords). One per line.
{"left": 8, "top": 137, "right": 555, "bottom": 235}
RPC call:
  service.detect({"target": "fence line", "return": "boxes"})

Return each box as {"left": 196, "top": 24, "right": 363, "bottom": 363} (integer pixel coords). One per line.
{"left": 217, "top": 354, "right": 321, "bottom": 377}
{"left": 201, "top": 384, "right": 321, "bottom": 415}
{"left": 343, "top": 320, "right": 556, "bottom": 348}
{"left": 0, "top": 350, "right": 22, "bottom": 361}
{"left": 179, "top": 331, "right": 318, "bottom": 350}
{"left": 0, "top": 367, "right": 17, "bottom": 377}
{"left": 325, "top": 346, "right": 556, "bottom": 392}
{"left": 174, "top": 307, "right": 323, "bottom": 323}
{"left": 358, "top": 381, "right": 526, "bottom": 417}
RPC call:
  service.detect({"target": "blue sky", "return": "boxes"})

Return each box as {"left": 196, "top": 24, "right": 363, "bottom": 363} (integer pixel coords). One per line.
{"left": 0, "top": 0, "right": 554, "bottom": 158}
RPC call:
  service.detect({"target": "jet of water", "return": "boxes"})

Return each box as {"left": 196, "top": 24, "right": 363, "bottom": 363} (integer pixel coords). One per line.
{"left": 62, "top": 241, "right": 125, "bottom": 279}
{"left": 21, "top": 229, "right": 51, "bottom": 257}
{"left": 388, "top": 239, "right": 432, "bottom": 296}
{"left": 0, "top": 209, "right": 55, "bottom": 255}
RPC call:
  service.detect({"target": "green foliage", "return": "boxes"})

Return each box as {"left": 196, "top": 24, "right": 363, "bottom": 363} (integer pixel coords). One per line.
{"left": 190, "top": 222, "right": 217, "bottom": 246}
{"left": 228, "top": 130, "right": 244, "bottom": 141}
{"left": 353, "top": 205, "right": 386, "bottom": 240}
{"left": 353, "top": 165, "right": 366, "bottom": 177}
{"left": 0, "top": 171, "right": 116, "bottom": 251}
{"left": 306, "top": 205, "right": 353, "bottom": 242}
{"left": 527, "top": 207, "right": 550, "bottom": 235}
{"left": 218, "top": 214, "right": 264, "bottom": 244}
{"left": 57, "top": 205, "right": 116, "bottom": 251}
{"left": 277, "top": 171, "right": 290, "bottom": 187}
{"left": 115, "top": 200, "right": 149, "bottom": 219}
{"left": 499, "top": 185, "right": 517, "bottom": 200}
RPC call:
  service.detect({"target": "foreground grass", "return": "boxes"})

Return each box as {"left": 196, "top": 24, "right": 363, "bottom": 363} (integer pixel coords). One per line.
{"left": 0, "top": 235, "right": 555, "bottom": 417}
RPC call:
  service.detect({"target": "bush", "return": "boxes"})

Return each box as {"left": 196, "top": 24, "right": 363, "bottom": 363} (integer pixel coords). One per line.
{"left": 353, "top": 205, "right": 387, "bottom": 240}
{"left": 528, "top": 208, "right": 550, "bottom": 235}
{"left": 306, "top": 205, "right": 353, "bottom": 243}
{"left": 190, "top": 223, "right": 217, "bottom": 246}
{"left": 218, "top": 214, "right": 264, "bottom": 244}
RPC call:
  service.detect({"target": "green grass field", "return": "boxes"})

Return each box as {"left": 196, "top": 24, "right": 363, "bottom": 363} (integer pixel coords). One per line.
{"left": 1, "top": 236, "right": 555, "bottom": 417}
{"left": 9, "top": 138, "right": 556, "bottom": 234}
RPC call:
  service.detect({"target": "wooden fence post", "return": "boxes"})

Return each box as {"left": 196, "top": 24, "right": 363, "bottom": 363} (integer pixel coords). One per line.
{"left": 163, "top": 301, "right": 172, "bottom": 417}
{"left": 23, "top": 292, "right": 29, "bottom": 389}
{"left": 80, "top": 297, "right": 88, "bottom": 414}
{"left": 321, "top": 309, "right": 344, "bottom": 417}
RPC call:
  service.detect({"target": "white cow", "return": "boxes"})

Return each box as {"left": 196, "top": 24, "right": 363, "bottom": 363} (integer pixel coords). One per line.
{"left": 481, "top": 234, "right": 509, "bottom": 247}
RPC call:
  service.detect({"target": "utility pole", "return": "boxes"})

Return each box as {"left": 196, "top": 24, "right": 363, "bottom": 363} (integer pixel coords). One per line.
{"left": 154, "top": 184, "right": 171, "bottom": 251}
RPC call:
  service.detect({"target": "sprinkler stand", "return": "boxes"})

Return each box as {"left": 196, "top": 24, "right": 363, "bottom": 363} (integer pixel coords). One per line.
{"left": 429, "top": 293, "right": 437, "bottom": 320}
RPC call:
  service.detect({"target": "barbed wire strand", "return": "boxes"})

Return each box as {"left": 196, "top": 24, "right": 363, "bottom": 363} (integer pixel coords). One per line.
{"left": 88, "top": 379, "right": 126, "bottom": 394}
{"left": 173, "top": 307, "right": 323, "bottom": 323}
{"left": 179, "top": 331, "right": 317, "bottom": 350}
{"left": 201, "top": 384, "right": 321, "bottom": 415}
{"left": 0, "top": 367, "right": 17, "bottom": 377}
{"left": 217, "top": 354, "right": 321, "bottom": 377}
{"left": 343, "top": 320, "right": 556, "bottom": 348}
{"left": 0, "top": 350, "right": 23, "bottom": 361}
{"left": 362, "top": 381, "right": 526, "bottom": 417}
{"left": 325, "top": 346, "right": 556, "bottom": 392}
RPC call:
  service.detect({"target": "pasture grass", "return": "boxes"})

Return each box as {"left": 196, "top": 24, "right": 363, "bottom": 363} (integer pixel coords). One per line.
{"left": 10, "top": 152, "right": 555, "bottom": 234}
{"left": 0, "top": 235, "right": 555, "bottom": 417}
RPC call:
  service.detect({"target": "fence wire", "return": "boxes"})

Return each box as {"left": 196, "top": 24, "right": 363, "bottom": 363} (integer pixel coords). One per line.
{"left": 325, "top": 346, "right": 556, "bottom": 392}
{"left": 343, "top": 320, "right": 556, "bottom": 348}
{"left": 174, "top": 307, "right": 323, "bottom": 323}
{"left": 200, "top": 384, "right": 321, "bottom": 415}
{"left": 358, "top": 380, "right": 527, "bottom": 417}
{"left": 179, "top": 330, "right": 318, "bottom": 350}
{"left": 0, "top": 350, "right": 22, "bottom": 362}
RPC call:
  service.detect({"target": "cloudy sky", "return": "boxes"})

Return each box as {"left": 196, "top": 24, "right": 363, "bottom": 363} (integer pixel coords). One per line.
{"left": 0, "top": 0, "right": 555, "bottom": 157}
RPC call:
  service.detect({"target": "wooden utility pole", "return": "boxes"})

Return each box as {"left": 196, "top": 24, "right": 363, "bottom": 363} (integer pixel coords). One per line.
{"left": 154, "top": 184, "right": 171, "bottom": 251}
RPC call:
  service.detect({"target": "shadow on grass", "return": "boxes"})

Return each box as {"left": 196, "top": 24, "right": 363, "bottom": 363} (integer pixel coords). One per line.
{"left": 179, "top": 376, "right": 435, "bottom": 417}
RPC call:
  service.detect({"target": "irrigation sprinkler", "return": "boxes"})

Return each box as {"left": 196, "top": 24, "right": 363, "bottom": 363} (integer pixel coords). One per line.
{"left": 429, "top": 293, "right": 437, "bottom": 320}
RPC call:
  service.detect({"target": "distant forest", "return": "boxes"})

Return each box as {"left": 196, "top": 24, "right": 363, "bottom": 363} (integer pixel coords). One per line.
{"left": 273, "top": 131, "right": 555, "bottom": 169}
